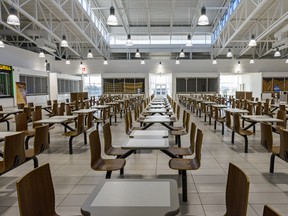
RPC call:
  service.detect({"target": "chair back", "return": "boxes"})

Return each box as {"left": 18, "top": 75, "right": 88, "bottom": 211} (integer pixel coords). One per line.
{"left": 1, "top": 132, "right": 25, "bottom": 173}
{"left": 0, "top": 105, "right": 4, "bottom": 118}
{"left": 23, "top": 107, "right": 32, "bottom": 122}
{"left": 57, "top": 102, "right": 65, "bottom": 116}
{"left": 16, "top": 163, "right": 58, "bottom": 216}
{"left": 17, "top": 103, "right": 25, "bottom": 109}
{"left": 233, "top": 113, "right": 241, "bottom": 133}
{"left": 34, "top": 105, "right": 42, "bottom": 113}
{"left": 85, "top": 101, "right": 89, "bottom": 109}
{"left": 176, "top": 105, "right": 180, "bottom": 120}
{"left": 28, "top": 102, "right": 34, "bottom": 108}
{"left": 276, "top": 110, "right": 286, "bottom": 128}
{"left": 256, "top": 102, "right": 262, "bottom": 115}
{"left": 279, "top": 128, "right": 288, "bottom": 162}
{"left": 263, "top": 102, "right": 270, "bottom": 114}
{"left": 124, "top": 112, "right": 130, "bottom": 135}
{"left": 181, "top": 110, "right": 186, "bottom": 127}
{"left": 15, "top": 113, "right": 28, "bottom": 131}
{"left": 34, "top": 125, "right": 49, "bottom": 155}
{"left": 247, "top": 103, "right": 253, "bottom": 115}
{"left": 194, "top": 129, "right": 203, "bottom": 168}
{"left": 184, "top": 112, "right": 190, "bottom": 133}
{"left": 32, "top": 110, "right": 42, "bottom": 128}
{"left": 47, "top": 100, "right": 52, "bottom": 106}
{"left": 103, "top": 123, "right": 112, "bottom": 154}
{"left": 263, "top": 205, "right": 281, "bottom": 216}
{"left": 279, "top": 104, "right": 286, "bottom": 112}
{"left": 189, "top": 122, "right": 196, "bottom": 154}
{"left": 65, "top": 104, "right": 72, "bottom": 115}
{"left": 225, "top": 111, "right": 232, "bottom": 129}
{"left": 225, "top": 163, "right": 250, "bottom": 216}
{"left": 85, "top": 112, "right": 94, "bottom": 129}
{"left": 51, "top": 103, "right": 58, "bottom": 116}
{"left": 260, "top": 123, "right": 273, "bottom": 152}
{"left": 76, "top": 114, "right": 85, "bottom": 133}
{"left": 89, "top": 130, "right": 102, "bottom": 168}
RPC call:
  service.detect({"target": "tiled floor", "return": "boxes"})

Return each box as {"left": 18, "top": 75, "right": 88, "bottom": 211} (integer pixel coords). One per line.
{"left": 1, "top": 104, "right": 288, "bottom": 216}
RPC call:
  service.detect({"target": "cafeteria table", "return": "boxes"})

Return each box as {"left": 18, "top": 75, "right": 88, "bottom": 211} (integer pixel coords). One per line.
{"left": 81, "top": 179, "right": 180, "bottom": 216}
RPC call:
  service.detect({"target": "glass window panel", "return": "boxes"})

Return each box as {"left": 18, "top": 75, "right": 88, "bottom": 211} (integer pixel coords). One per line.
{"left": 176, "top": 78, "right": 186, "bottom": 93}
{"left": 187, "top": 78, "right": 196, "bottom": 92}
{"left": 208, "top": 78, "right": 218, "bottom": 92}
{"left": 26, "top": 76, "right": 34, "bottom": 94}
{"left": 197, "top": 78, "right": 207, "bottom": 92}
{"left": 35, "top": 77, "right": 41, "bottom": 94}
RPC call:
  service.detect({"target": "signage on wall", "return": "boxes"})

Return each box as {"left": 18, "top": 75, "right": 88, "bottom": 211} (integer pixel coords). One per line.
{"left": 273, "top": 86, "right": 280, "bottom": 93}
{"left": 0, "top": 64, "right": 12, "bottom": 71}
{"left": 15, "top": 82, "right": 27, "bottom": 105}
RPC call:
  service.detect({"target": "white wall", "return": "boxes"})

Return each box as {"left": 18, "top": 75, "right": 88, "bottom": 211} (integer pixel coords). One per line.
{"left": 239, "top": 73, "right": 262, "bottom": 99}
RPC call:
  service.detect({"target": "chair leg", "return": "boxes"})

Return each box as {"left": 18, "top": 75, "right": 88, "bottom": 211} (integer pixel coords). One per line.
{"left": 120, "top": 168, "right": 124, "bottom": 175}
{"left": 209, "top": 116, "right": 211, "bottom": 125}
{"left": 175, "top": 136, "right": 178, "bottom": 145}
{"left": 106, "top": 171, "right": 112, "bottom": 179}
{"left": 115, "top": 115, "right": 117, "bottom": 123}
{"left": 48, "top": 132, "right": 51, "bottom": 144}
{"left": 182, "top": 170, "right": 187, "bottom": 202}
{"left": 178, "top": 136, "right": 181, "bottom": 148}
{"left": 69, "top": 136, "right": 74, "bottom": 154}
{"left": 204, "top": 114, "right": 207, "bottom": 122}
{"left": 84, "top": 132, "right": 87, "bottom": 144}
{"left": 32, "top": 156, "right": 39, "bottom": 168}
{"left": 214, "top": 120, "right": 217, "bottom": 130}
{"left": 244, "top": 135, "right": 248, "bottom": 153}
{"left": 231, "top": 131, "right": 235, "bottom": 143}
{"left": 270, "top": 154, "right": 276, "bottom": 173}
{"left": 221, "top": 123, "right": 224, "bottom": 135}
{"left": 109, "top": 116, "right": 112, "bottom": 125}
{"left": 5, "top": 120, "right": 10, "bottom": 131}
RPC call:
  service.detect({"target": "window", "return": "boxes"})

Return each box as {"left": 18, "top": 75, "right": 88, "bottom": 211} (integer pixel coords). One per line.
{"left": 58, "top": 79, "right": 80, "bottom": 94}
{"left": 176, "top": 78, "right": 187, "bottom": 93}
{"left": 19, "top": 75, "right": 48, "bottom": 95}
{"left": 187, "top": 78, "right": 196, "bottom": 92}
{"left": 83, "top": 75, "right": 102, "bottom": 96}
{"left": 176, "top": 77, "right": 219, "bottom": 93}
{"left": 103, "top": 78, "right": 145, "bottom": 94}
{"left": 0, "top": 71, "right": 12, "bottom": 97}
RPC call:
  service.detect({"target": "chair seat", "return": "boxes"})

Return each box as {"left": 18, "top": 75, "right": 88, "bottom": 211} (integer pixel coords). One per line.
{"left": 169, "top": 158, "right": 200, "bottom": 170}
{"left": 106, "top": 147, "right": 131, "bottom": 156}
{"left": 92, "top": 158, "right": 125, "bottom": 171}
{"left": 271, "top": 146, "right": 280, "bottom": 154}
{"left": 64, "top": 131, "right": 81, "bottom": 137}
{"left": 171, "top": 126, "right": 184, "bottom": 131}
{"left": 25, "top": 149, "right": 36, "bottom": 158}
{"left": 238, "top": 129, "right": 254, "bottom": 136}
{"left": 171, "top": 130, "right": 187, "bottom": 136}
{"left": 167, "top": 147, "right": 193, "bottom": 156}
{"left": 23, "top": 130, "right": 35, "bottom": 137}
{"left": 272, "top": 125, "right": 285, "bottom": 134}
{"left": 216, "top": 118, "right": 226, "bottom": 123}
{"left": 0, "top": 161, "right": 4, "bottom": 173}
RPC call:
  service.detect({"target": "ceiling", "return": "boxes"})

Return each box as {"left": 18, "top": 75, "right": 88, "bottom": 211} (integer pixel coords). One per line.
{"left": 0, "top": 0, "right": 288, "bottom": 62}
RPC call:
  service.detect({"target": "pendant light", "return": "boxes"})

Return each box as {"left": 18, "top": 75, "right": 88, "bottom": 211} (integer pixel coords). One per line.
{"left": 141, "top": 59, "right": 145, "bottom": 65}
{"left": 103, "top": 58, "right": 108, "bottom": 65}
{"left": 212, "top": 58, "right": 217, "bottom": 64}
{"left": 7, "top": 7, "right": 20, "bottom": 26}
{"left": 87, "top": 49, "right": 93, "bottom": 58}
{"left": 249, "top": 59, "right": 255, "bottom": 64}
{"left": 60, "top": 35, "right": 68, "bottom": 47}
{"left": 0, "top": 37, "right": 5, "bottom": 48}
{"left": 198, "top": 6, "right": 209, "bottom": 26}
{"left": 248, "top": 34, "right": 257, "bottom": 47}
{"left": 274, "top": 48, "right": 281, "bottom": 57}
{"left": 175, "top": 58, "right": 180, "bottom": 65}
{"left": 126, "top": 34, "right": 133, "bottom": 46}
{"left": 65, "top": 59, "right": 71, "bottom": 65}
{"left": 39, "top": 50, "right": 45, "bottom": 58}
{"left": 107, "top": 6, "right": 118, "bottom": 26}
{"left": 227, "top": 49, "right": 233, "bottom": 58}
{"left": 179, "top": 49, "right": 185, "bottom": 58}
{"left": 186, "top": 34, "right": 193, "bottom": 47}
{"left": 135, "top": 49, "right": 141, "bottom": 58}
{"left": 286, "top": 59, "right": 288, "bottom": 63}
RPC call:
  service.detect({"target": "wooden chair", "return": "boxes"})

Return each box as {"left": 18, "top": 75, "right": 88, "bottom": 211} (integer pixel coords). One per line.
{"left": 16, "top": 163, "right": 60, "bottom": 216}
{"left": 225, "top": 111, "right": 233, "bottom": 131}
{"left": 170, "top": 109, "right": 186, "bottom": 130}
{"left": 275, "top": 128, "right": 288, "bottom": 173}
{"left": 84, "top": 112, "right": 94, "bottom": 131}
{"left": 94, "top": 107, "right": 108, "bottom": 129}
{"left": 109, "top": 103, "right": 119, "bottom": 124}
{"left": 263, "top": 102, "right": 273, "bottom": 117}
{"left": 169, "top": 129, "right": 203, "bottom": 202}
{"left": 57, "top": 102, "right": 65, "bottom": 116}
{"left": 47, "top": 103, "right": 58, "bottom": 117}
{"left": 128, "top": 110, "right": 142, "bottom": 130}
{"left": 260, "top": 123, "right": 279, "bottom": 173}
{"left": 167, "top": 122, "right": 196, "bottom": 156}
{"left": 28, "top": 102, "right": 34, "bottom": 111}
{"left": 64, "top": 114, "right": 87, "bottom": 154}
{"left": 103, "top": 123, "right": 134, "bottom": 158}
{"left": 224, "top": 163, "right": 250, "bottom": 216}
{"left": 0, "top": 105, "right": 12, "bottom": 131}
{"left": 263, "top": 205, "right": 281, "bottom": 216}
{"left": 15, "top": 112, "right": 35, "bottom": 149}
{"left": 17, "top": 103, "right": 25, "bottom": 109}
{"left": 23, "top": 107, "right": 32, "bottom": 122}
{"left": 25, "top": 125, "right": 49, "bottom": 168}
{"left": 232, "top": 113, "right": 254, "bottom": 153}
{"left": 272, "top": 110, "right": 286, "bottom": 133}
{"left": 214, "top": 107, "right": 226, "bottom": 135}
{"left": 0, "top": 132, "right": 26, "bottom": 175}
{"left": 171, "top": 112, "right": 190, "bottom": 147}
{"left": 89, "top": 130, "right": 126, "bottom": 179}
{"left": 256, "top": 102, "right": 262, "bottom": 115}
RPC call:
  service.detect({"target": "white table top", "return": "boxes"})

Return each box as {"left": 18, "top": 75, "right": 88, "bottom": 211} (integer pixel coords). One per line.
{"left": 223, "top": 108, "right": 249, "bottom": 113}
{"left": 0, "top": 110, "right": 21, "bottom": 115}
{"left": 144, "top": 108, "right": 168, "bottom": 113}
{"left": 122, "top": 138, "right": 169, "bottom": 149}
{"left": 81, "top": 179, "right": 179, "bottom": 216}
{"left": 73, "top": 109, "right": 97, "bottom": 114}
{"left": 248, "top": 117, "right": 284, "bottom": 123}
{"left": 212, "top": 104, "right": 227, "bottom": 108}
{"left": 92, "top": 105, "right": 110, "bottom": 109}
{"left": 129, "top": 130, "right": 169, "bottom": 138}
{"left": 142, "top": 116, "right": 173, "bottom": 123}
{"left": 50, "top": 115, "right": 77, "bottom": 120}
{"left": 0, "top": 131, "right": 22, "bottom": 140}
{"left": 35, "top": 118, "right": 68, "bottom": 124}
{"left": 241, "top": 115, "right": 267, "bottom": 119}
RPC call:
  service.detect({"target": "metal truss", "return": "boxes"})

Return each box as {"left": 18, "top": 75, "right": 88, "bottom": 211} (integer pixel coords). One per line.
{"left": 1, "top": 0, "right": 110, "bottom": 60}
{"left": 214, "top": 0, "right": 288, "bottom": 58}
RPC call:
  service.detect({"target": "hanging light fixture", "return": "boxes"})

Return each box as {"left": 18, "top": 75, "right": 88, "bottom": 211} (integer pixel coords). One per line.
{"left": 227, "top": 49, "right": 233, "bottom": 58}
{"left": 141, "top": 58, "right": 145, "bottom": 65}
{"left": 107, "top": 6, "right": 118, "bottom": 26}
{"left": 274, "top": 48, "right": 281, "bottom": 57}
{"left": 179, "top": 49, "right": 185, "bottom": 58}
{"left": 198, "top": 6, "right": 209, "bottom": 26}
{"left": 103, "top": 58, "right": 108, "bottom": 65}
{"left": 39, "top": 50, "right": 45, "bottom": 58}
{"left": 212, "top": 58, "right": 217, "bottom": 65}
{"left": 135, "top": 49, "right": 141, "bottom": 58}
{"left": 7, "top": 7, "right": 20, "bottom": 26}
{"left": 65, "top": 59, "right": 71, "bottom": 65}
{"left": 0, "top": 37, "right": 5, "bottom": 48}
{"left": 44, "top": 59, "right": 48, "bottom": 66}
{"left": 186, "top": 34, "right": 193, "bottom": 47}
{"left": 248, "top": 34, "right": 257, "bottom": 47}
{"left": 60, "top": 35, "right": 68, "bottom": 47}
{"left": 250, "top": 59, "right": 255, "bottom": 64}
{"left": 87, "top": 49, "right": 93, "bottom": 58}
{"left": 175, "top": 58, "right": 180, "bottom": 65}
{"left": 286, "top": 59, "right": 288, "bottom": 63}
{"left": 126, "top": 34, "right": 133, "bottom": 46}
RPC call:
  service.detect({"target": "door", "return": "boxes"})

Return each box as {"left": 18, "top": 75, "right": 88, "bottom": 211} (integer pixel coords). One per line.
{"left": 155, "top": 84, "right": 166, "bottom": 96}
